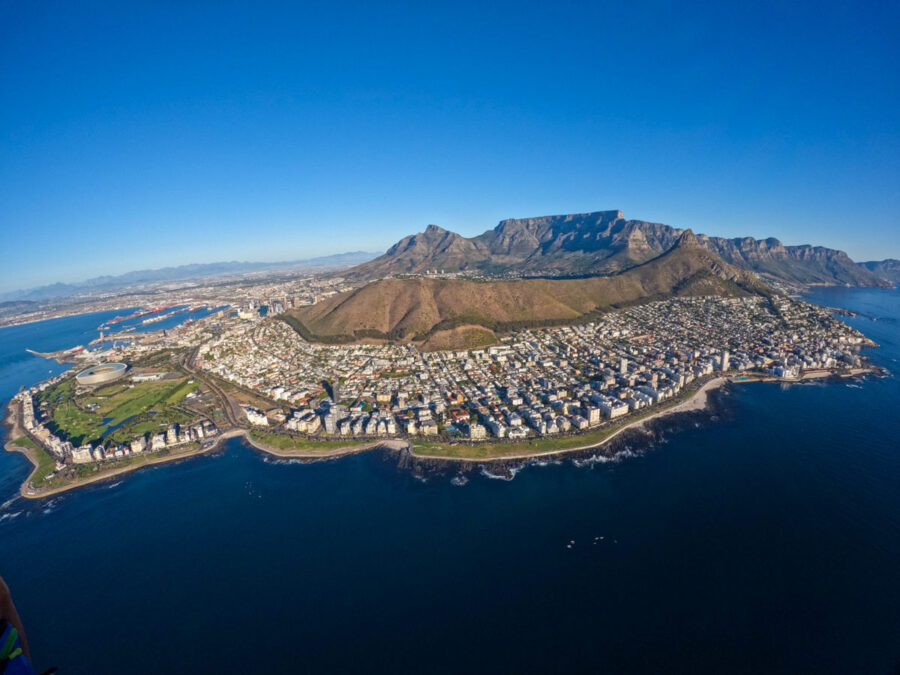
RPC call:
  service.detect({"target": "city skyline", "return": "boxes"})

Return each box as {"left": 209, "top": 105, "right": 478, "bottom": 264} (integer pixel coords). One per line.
{"left": 2, "top": 1, "right": 898, "bottom": 292}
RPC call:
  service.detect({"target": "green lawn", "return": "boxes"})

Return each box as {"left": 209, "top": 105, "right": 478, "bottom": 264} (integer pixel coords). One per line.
{"left": 91, "top": 382, "right": 130, "bottom": 398}
{"left": 40, "top": 375, "right": 201, "bottom": 446}
{"left": 32, "top": 449, "right": 60, "bottom": 486}
{"left": 11, "top": 435, "right": 40, "bottom": 451}
{"left": 164, "top": 379, "right": 200, "bottom": 405}
{"left": 412, "top": 425, "right": 619, "bottom": 458}
{"left": 86, "top": 379, "right": 181, "bottom": 421}
{"left": 10, "top": 436, "right": 58, "bottom": 486}
{"left": 249, "top": 431, "right": 369, "bottom": 453}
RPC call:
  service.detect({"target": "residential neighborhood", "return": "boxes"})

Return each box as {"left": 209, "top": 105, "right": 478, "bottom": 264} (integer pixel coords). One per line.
{"left": 196, "top": 294, "right": 873, "bottom": 443}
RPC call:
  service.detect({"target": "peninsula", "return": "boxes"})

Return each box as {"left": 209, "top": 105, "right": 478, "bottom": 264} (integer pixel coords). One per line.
{"left": 2, "top": 210, "right": 888, "bottom": 499}
{"left": 3, "top": 263, "right": 879, "bottom": 498}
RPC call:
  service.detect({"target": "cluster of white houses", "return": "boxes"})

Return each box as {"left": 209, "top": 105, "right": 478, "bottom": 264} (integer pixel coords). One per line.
{"left": 67, "top": 420, "right": 217, "bottom": 465}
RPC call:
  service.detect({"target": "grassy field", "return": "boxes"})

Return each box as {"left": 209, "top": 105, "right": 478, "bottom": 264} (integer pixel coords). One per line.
{"left": 248, "top": 431, "right": 369, "bottom": 453}
{"left": 10, "top": 436, "right": 58, "bottom": 486}
{"left": 411, "top": 425, "right": 619, "bottom": 459}
{"left": 33, "top": 454, "right": 148, "bottom": 490}
{"left": 91, "top": 382, "right": 130, "bottom": 397}
{"left": 37, "top": 376, "right": 201, "bottom": 447}
{"left": 11, "top": 435, "right": 40, "bottom": 451}
{"left": 31, "top": 451, "right": 61, "bottom": 486}
{"left": 164, "top": 379, "right": 199, "bottom": 405}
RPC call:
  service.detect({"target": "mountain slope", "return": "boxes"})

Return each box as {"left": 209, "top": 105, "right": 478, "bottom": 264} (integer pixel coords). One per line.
{"left": 347, "top": 210, "right": 888, "bottom": 287}
{"left": 285, "top": 231, "right": 770, "bottom": 348}
{"left": 351, "top": 225, "right": 489, "bottom": 277}
{"left": 858, "top": 259, "right": 900, "bottom": 284}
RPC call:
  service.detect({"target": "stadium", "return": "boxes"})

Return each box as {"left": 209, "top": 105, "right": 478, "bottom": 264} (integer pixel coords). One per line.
{"left": 75, "top": 362, "right": 128, "bottom": 386}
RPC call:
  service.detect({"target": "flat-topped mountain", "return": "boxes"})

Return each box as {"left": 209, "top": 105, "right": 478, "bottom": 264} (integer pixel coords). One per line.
{"left": 858, "top": 259, "right": 900, "bottom": 284}
{"left": 346, "top": 210, "right": 888, "bottom": 287}
{"left": 285, "top": 231, "right": 771, "bottom": 349}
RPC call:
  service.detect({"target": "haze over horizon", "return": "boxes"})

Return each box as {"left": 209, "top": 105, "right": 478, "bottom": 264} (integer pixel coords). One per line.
{"left": 2, "top": 1, "right": 898, "bottom": 293}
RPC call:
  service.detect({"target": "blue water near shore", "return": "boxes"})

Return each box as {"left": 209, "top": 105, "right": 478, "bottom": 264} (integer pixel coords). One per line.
{"left": 1, "top": 289, "right": 899, "bottom": 673}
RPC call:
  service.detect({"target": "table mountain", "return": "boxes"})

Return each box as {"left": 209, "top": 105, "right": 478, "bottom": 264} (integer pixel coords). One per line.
{"left": 285, "top": 230, "right": 771, "bottom": 349}
{"left": 345, "top": 210, "right": 888, "bottom": 287}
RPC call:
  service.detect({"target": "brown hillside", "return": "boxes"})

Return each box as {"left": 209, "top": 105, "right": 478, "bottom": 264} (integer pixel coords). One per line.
{"left": 419, "top": 325, "right": 499, "bottom": 351}
{"left": 286, "top": 232, "right": 770, "bottom": 348}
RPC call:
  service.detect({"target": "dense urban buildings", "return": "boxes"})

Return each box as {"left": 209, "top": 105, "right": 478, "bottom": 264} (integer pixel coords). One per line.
{"left": 7, "top": 262, "right": 876, "bottom": 494}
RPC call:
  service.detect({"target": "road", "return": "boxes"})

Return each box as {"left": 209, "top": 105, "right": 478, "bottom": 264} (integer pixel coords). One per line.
{"left": 180, "top": 346, "right": 243, "bottom": 428}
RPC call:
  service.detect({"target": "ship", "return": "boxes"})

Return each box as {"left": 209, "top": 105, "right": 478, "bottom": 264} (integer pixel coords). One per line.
{"left": 100, "top": 305, "right": 171, "bottom": 329}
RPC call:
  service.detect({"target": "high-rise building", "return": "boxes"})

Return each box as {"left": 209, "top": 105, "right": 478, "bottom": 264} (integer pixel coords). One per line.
{"left": 331, "top": 379, "right": 340, "bottom": 403}
{"left": 620, "top": 358, "right": 628, "bottom": 375}
{"left": 721, "top": 350, "right": 730, "bottom": 372}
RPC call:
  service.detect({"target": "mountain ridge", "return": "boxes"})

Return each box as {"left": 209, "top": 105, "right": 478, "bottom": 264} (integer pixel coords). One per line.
{"left": 858, "top": 259, "right": 900, "bottom": 284}
{"left": 285, "top": 231, "right": 771, "bottom": 350}
{"left": 346, "top": 210, "right": 889, "bottom": 287}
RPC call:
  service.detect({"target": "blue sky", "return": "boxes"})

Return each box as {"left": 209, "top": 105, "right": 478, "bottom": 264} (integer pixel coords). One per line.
{"left": 1, "top": 1, "right": 898, "bottom": 292}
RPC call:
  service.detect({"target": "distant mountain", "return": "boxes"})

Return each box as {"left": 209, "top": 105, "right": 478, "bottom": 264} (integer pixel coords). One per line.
{"left": 858, "top": 259, "right": 900, "bottom": 284}
{"left": 284, "top": 230, "right": 771, "bottom": 350}
{"left": 347, "top": 210, "right": 888, "bottom": 287}
{"left": 0, "top": 251, "right": 378, "bottom": 302}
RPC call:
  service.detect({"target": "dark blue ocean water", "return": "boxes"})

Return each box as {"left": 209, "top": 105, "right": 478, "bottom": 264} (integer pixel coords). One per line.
{"left": 1, "top": 290, "right": 898, "bottom": 673}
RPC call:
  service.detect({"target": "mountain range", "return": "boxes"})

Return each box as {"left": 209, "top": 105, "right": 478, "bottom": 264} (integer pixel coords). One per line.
{"left": 346, "top": 210, "right": 892, "bottom": 288}
{"left": 284, "top": 230, "right": 772, "bottom": 350}
{"left": 857, "top": 259, "right": 900, "bottom": 284}
{"left": 0, "top": 252, "right": 377, "bottom": 302}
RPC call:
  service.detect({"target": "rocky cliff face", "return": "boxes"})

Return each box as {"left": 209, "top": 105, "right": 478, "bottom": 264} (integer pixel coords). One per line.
{"left": 346, "top": 210, "right": 889, "bottom": 287}
{"left": 858, "top": 259, "right": 900, "bottom": 285}
{"left": 699, "top": 236, "right": 883, "bottom": 286}
{"left": 359, "top": 224, "right": 488, "bottom": 276}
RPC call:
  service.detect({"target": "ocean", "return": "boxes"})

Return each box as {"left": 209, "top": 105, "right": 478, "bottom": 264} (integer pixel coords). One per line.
{"left": 1, "top": 289, "right": 898, "bottom": 673}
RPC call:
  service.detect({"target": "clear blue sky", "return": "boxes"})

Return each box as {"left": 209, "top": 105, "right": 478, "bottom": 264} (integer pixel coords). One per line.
{"left": 1, "top": 1, "right": 897, "bottom": 292}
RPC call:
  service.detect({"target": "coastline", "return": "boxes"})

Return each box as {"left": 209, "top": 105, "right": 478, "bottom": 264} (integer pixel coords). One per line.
{"left": 3, "top": 367, "right": 881, "bottom": 500}
{"left": 3, "top": 419, "right": 407, "bottom": 500}
{"left": 730, "top": 366, "right": 877, "bottom": 383}
{"left": 239, "top": 431, "right": 406, "bottom": 460}
{"left": 4, "top": 427, "right": 244, "bottom": 501}
{"left": 407, "top": 376, "right": 729, "bottom": 464}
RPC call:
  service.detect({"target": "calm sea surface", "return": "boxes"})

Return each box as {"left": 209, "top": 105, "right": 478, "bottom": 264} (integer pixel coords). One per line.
{"left": 1, "top": 289, "right": 898, "bottom": 673}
